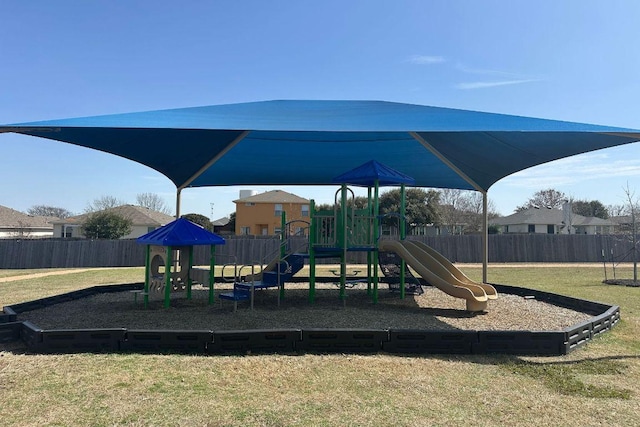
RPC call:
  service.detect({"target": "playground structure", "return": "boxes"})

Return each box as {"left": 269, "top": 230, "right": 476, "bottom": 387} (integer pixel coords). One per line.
{"left": 137, "top": 218, "right": 225, "bottom": 308}
{"left": 223, "top": 160, "right": 498, "bottom": 312}
{"left": 130, "top": 161, "right": 497, "bottom": 313}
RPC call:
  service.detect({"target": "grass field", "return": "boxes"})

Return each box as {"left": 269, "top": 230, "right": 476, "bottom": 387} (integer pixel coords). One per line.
{"left": 1, "top": 265, "right": 640, "bottom": 426}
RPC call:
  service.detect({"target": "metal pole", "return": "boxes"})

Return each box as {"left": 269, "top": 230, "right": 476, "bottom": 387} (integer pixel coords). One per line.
{"left": 373, "top": 180, "right": 380, "bottom": 304}
{"left": 175, "top": 188, "right": 182, "bottom": 219}
{"left": 187, "top": 247, "right": 193, "bottom": 300}
{"left": 209, "top": 245, "right": 216, "bottom": 304}
{"left": 340, "top": 184, "right": 347, "bottom": 300}
{"left": 144, "top": 245, "right": 150, "bottom": 308}
{"left": 482, "top": 191, "right": 489, "bottom": 283}
{"left": 367, "top": 187, "right": 372, "bottom": 295}
{"left": 400, "top": 184, "right": 406, "bottom": 299}
{"left": 164, "top": 246, "right": 172, "bottom": 308}
{"left": 309, "top": 199, "right": 316, "bottom": 303}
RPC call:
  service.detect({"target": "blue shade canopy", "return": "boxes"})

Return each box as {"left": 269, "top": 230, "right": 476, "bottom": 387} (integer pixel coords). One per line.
{"left": 332, "top": 160, "right": 416, "bottom": 187}
{"left": 2, "top": 100, "right": 640, "bottom": 192}
{"left": 137, "top": 218, "right": 225, "bottom": 246}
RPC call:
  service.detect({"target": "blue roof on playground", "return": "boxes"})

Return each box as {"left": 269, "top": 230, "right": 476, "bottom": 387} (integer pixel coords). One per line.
{"left": 332, "top": 160, "right": 416, "bottom": 187}
{"left": 137, "top": 218, "right": 225, "bottom": 246}
{"left": 2, "top": 100, "right": 640, "bottom": 192}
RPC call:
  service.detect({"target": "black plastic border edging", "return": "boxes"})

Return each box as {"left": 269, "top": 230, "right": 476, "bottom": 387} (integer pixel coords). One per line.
{"left": 0, "top": 321, "right": 23, "bottom": 343}
{"left": 1, "top": 282, "right": 621, "bottom": 356}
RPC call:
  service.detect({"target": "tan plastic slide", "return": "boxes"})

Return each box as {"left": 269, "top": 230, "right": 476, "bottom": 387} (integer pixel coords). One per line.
{"left": 410, "top": 241, "right": 498, "bottom": 300}
{"left": 378, "top": 240, "right": 497, "bottom": 312}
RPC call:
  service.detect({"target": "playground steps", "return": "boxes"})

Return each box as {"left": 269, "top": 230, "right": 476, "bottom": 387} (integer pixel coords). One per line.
{"left": 260, "top": 254, "right": 304, "bottom": 286}
{"left": 218, "top": 285, "right": 251, "bottom": 312}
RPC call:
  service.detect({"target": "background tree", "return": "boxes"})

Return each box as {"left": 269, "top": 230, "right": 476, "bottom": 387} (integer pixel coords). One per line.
{"left": 11, "top": 220, "right": 32, "bottom": 238}
{"left": 227, "top": 212, "right": 236, "bottom": 231}
{"left": 515, "top": 188, "right": 568, "bottom": 211}
{"left": 437, "top": 189, "right": 467, "bottom": 234}
{"left": 81, "top": 211, "right": 132, "bottom": 239}
{"left": 607, "top": 204, "right": 627, "bottom": 217}
{"left": 314, "top": 195, "right": 369, "bottom": 212}
{"left": 379, "top": 188, "right": 440, "bottom": 233}
{"left": 136, "top": 192, "right": 172, "bottom": 215}
{"left": 27, "top": 205, "right": 73, "bottom": 219}
{"left": 622, "top": 183, "right": 640, "bottom": 282}
{"left": 85, "top": 195, "right": 124, "bottom": 213}
{"left": 181, "top": 213, "right": 214, "bottom": 231}
{"left": 438, "top": 189, "right": 499, "bottom": 234}
{"left": 571, "top": 199, "right": 609, "bottom": 219}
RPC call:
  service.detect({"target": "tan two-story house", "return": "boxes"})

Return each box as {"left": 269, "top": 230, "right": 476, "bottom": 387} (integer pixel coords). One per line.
{"left": 233, "top": 190, "right": 310, "bottom": 236}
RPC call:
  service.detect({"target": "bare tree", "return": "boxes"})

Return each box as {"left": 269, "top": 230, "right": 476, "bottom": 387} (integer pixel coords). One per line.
{"left": 438, "top": 189, "right": 498, "bottom": 234}
{"left": 607, "top": 204, "right": 627, "bottom": 217}
{"left": 136, "top": 192, "right": 172, "bottom": 215}
{"left": 11, "top": 220, "right": 32, "bottom": 238}
{"left": 438, "top": 189, "right": 467, "bottom": 234}
{"left": 27, "top": 205, "right": 73, "bottom": 219}
{"left": 515, "top": 188, "right": 567, "bottom": 212}
{"left": 622, "top": 183, "right": 640, "bottom": 282}
{"left": 85, "top": 195, "right": 124, "bottom": 213}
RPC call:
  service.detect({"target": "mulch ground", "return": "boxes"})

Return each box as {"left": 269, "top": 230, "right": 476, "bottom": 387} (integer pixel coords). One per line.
{"left": 19, "top": 282, "right": 593, "bottom": 332}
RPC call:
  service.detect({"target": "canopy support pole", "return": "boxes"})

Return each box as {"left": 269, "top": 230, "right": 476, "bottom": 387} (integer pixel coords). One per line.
{"left": 177, "top": 131, "right": 250, "bottom": 191}
{"left": 409, "top": 132, "right": 483, "bottom": 192}
{"left": 482, "top": 191, "right": 488, "bottom": 283}
{"left": 174, "top": 130, "right": 250, "bottom": 218}
{"left": 410, "top": 131, "right": 489, "bottom": 281}
{"left": 175, "top": 188, "right": 182, "bottom": 219}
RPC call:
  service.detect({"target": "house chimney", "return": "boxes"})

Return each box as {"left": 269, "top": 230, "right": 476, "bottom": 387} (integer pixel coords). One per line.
{"left": 239, "top": 189, "right": 257, "bottom": 199}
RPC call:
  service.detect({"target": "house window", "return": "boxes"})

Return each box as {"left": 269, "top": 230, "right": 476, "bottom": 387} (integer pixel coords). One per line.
{"left": 547, "top": 224, "right": 554, "bottom": 234}
{"left": 504, "top": 225, "right": 509, "bottom": 233}
{"left": 274, "top": 227, "right": 282, "bottom": 235}
{"left": 528, "top": 224, "right": 535, "bottom": 233}
{"left": 302, "top": 205, "right": 309, "bottom": 217}
{"left": 274, "top": 204, "right": 283, "bottom": 217}
{"left": 245, "top": 202, "right": 255, "bottom": 207}
{"left": 148, "top": 226, "right": 156, "bottom": 233}
{"left": 240, "top": 226, "right": 250, "bottom": 235}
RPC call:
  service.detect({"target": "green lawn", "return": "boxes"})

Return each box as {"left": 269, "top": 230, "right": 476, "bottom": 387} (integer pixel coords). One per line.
{"left": 1, "top": 265, "right": 639, "bottom": 426}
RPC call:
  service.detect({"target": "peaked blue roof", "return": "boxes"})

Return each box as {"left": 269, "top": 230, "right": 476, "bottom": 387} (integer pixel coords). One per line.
{"left": 332, "top": 160, "right": 416, "bottom": 187}
{"left": 2, "top": 100, "right": 639, "bottom": 192}
{"left": 136, "top": 218, "right": 225, "bottom": 246}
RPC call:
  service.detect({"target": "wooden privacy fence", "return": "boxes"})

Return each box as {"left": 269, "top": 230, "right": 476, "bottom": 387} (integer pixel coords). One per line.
{"left": 0, "top": 234, "right": 636, "bottom": 269}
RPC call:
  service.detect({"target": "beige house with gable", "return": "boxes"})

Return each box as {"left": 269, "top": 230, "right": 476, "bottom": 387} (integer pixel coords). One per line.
{"left": 51, "top": 205, "right": 175, "bottom": 239}
{"left": 233, "top": 190, "right": 310, "bottom": 236}
{"left": 491, "top": 207, "right": 615, "bottom": 235}
{"left": 0, "top": 205, "right": 56, "bottom": 239}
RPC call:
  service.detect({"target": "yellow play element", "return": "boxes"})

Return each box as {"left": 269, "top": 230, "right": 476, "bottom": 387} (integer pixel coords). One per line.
{"left": 148, "top": 245, "right": 189, "bottom": 293}
{"left": 378, "top": 240, "right": 497, "bottom": 312}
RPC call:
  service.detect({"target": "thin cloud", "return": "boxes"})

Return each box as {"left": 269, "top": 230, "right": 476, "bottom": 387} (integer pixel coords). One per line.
{"left": 455, "top": 79, "right": 539, "bottom": 90}
{"left": 407, "top": 55, "right": 445, "bottom": 64}
{"left": 503, "top": 153, "right": 640, "bottom": 189}
{"left": 455, "top": 63, "right": 526, "bottom": 78}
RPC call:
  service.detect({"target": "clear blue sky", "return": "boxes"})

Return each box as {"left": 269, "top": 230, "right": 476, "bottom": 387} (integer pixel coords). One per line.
{"left": 2, "top": 1, "right": 640, "bottom": 219}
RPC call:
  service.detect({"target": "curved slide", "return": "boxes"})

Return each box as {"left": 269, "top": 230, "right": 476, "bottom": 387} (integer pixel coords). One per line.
{"left": 379, "top": 240, "right": 497, "bottom": 312}
{"left": 410, "top": 241, "right": 498, "bottom": 300}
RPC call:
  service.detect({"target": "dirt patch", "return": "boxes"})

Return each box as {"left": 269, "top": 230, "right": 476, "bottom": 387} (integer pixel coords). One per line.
{"left": 603, "top": 279, "right": 640, "bottom": 287}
